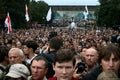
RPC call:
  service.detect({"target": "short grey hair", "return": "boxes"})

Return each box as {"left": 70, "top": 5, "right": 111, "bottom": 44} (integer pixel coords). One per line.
{"left": 9, "top": 48, "right": 24, "bottom": 56}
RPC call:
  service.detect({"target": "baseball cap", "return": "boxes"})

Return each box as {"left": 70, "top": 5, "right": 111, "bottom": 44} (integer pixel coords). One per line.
{"left": 6, "top": 64, "right": 30, "bottom": 79}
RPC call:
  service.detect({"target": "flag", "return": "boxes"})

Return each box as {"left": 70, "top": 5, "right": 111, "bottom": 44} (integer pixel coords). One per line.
{"left": 46, "top": 7, "right": 52, "bottom": 21}
{"left": 85, "top": 5, "right": 88, "bottom": 14}
{"left": 25, "top": 4, "right": 29, "bottom": 22}
{"left": 83, "top": 5, "right": 89, "bottom": 20}
{"left": 5, "top": 12, "right": 12, "bottom": 34}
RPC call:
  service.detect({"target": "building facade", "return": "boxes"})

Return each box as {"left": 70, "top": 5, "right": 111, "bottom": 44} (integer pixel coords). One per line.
{"left": 51, "top": 5, "right": 99, "bottom": 21}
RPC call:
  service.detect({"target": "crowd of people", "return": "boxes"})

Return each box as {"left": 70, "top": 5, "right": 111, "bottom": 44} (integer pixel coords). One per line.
{"left": 0, "top": 26, "right": 120, "bottom": 80}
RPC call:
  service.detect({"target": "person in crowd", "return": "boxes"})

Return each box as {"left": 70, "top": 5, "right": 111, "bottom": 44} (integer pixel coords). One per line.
{"left": 74, "top": 55, "right": 86, "bottom": 67}
{"left": 49, "top": 49, "right": 77, "bottom": 80}
{"left": 73, "top": 54, "right": 88, "bottom": 80}
{"left": 5, "top": 40, "right": 12, "bottom": 49}
{"left": 97, "top": 71, "right": 118, "bottom": 80}
{"left": 117, "top": 33, "right": 120, "bottom": 46}
{"left": 0, "top": 48, "right": 30, "bottom": 80}
{"left": 28, "top": 56, "right": 48, "bottom": 80}
{"left": 84, "top": 47, "right": 98, "bottom": 73}
{"left": 0, "top": 45, "right": 10, "bottom": 75}
{"left": 4, "top": 64, "right": 30, "bottom": 80}
{"left": 16, "top": 41, "right": 22, "bottom": 49}
{"left": 80, "top": 47, "right": 87, "bottom": 57}
{"left": 83, "top": 43, "right": 120, "bottom": 80}
{"left": 8, "top": 48, "right": 25, "bottom": 65}
{"left": 39, "top": 36, "right": 63, "bottom": 78}
{"left": 23, "top": 40, "right": 38, "bottom": 64}
{"left": 37, "top": 40, "right": 45, "bottom": 54}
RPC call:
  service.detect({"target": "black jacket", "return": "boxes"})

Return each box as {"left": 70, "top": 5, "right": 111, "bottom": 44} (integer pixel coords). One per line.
{"left": 39, "top": 50, "right": 57, "bottom": 79}
{"left": 83, "top": 64, "right": 120, "bottom": 80}
{"left": 83, "top": 64, "right": 101, "bottom": 80}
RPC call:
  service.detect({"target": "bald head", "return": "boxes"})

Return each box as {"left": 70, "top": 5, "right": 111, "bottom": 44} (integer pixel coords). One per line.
{"left": 86, "top": 47, "right": 98, "bottom": 56}
{"left": 84, "top": 47, "right": 98, "bottom": 70}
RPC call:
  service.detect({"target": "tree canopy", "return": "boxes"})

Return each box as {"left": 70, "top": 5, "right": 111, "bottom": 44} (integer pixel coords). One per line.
{"left": 29, "top": 1, "right": 49, "bottom": 24}
{"left": 96, "top": 0, "right": 120, "bottom": 27}
{"left": 0, "top": 0, "right": 49, "bottom": 29}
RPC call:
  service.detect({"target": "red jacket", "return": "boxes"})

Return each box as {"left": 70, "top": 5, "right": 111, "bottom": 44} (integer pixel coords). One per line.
{"left": 48, "top": 76, "right": 77, "bottom": 80}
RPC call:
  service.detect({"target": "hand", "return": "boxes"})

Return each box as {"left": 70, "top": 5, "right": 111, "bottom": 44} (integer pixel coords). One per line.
{"left": 42, "top": 45, "right": 50, "bottom": 54}
{"left": 73, "top": 68, "right": 88, "bottom": 80}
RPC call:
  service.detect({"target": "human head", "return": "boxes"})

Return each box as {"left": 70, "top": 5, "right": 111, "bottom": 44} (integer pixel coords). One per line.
{"left": 74, "top": 54, "right": 86, "bottom": 67}
{"left": 16, "top": 41, "right": 22, "bottom": 49}
{"left": 49, "top": 31, "right": 58, "bottom": 40}
{"left": 8, "top": 48, "right": 25, "bottom": 65}
{"left": 73, "top": 55, "right": 87, "bottom": 79}
{"left": 98, "top": 43, "right": 120, "bottom": 75}
{"left": 0, "top": 45, "right": 9, "bottom": 63}
{"left": 5, "top": 64, "right": 30, "bottom": 80}
{"left": 30, "top": 56, "right": 48, "bottom": 80}
{"left": 23, "top": 40, "right": 38, "bottom": 55}
{"left": 53, "top": 49, "right": 76, "bottom": 80}
{"left": 84, "top": 47, "right": 98, "bottom": 68}
{"left": 97, "top": 71, "right": 118, "bottom": 80}
{"left": 80, "top": 47, "right": 87, "bottom": 57}
{"left": 49, "top": 37, "right": 63, "bottom": 51}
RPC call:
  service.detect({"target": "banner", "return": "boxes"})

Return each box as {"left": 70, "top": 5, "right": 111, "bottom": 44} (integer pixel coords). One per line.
{"left": 5, "top": 12, "right": 12, "bottom": 34}
{"left": 25, "top": 4, "right": 30, "bottom": 22}
{"left": 46, "top": 7, "right": 52, "bottom": 21}
{"left": 83, "top": 5, "right": 89, "bottom": 20}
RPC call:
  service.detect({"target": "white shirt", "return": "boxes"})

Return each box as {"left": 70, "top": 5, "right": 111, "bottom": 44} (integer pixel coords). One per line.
{"left": 26, "top": 54, "right": 37, "bottom": 64}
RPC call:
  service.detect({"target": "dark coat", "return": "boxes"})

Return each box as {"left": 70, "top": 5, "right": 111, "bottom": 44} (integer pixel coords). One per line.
{"left": 39, "top": 50, "right": 57, "bottom": 79}
{"left": 83, "top": 64, "right": 101, "bottom": 80}
{"left": 83, "top": 64, "right": 120, "bottom": 80}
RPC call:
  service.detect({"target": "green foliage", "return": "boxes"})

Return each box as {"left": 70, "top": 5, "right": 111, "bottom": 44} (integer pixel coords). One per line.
{"left": 0, "top": 0, "right": 30, "bottom": 29}
{"left": 96, "top": 0, "right": 120, "bottom": 27}
{"left": 0, "top": 0, "right": 49, "bottom": 29}
{"left": 29, "top": 1, "right": 49, "bottom": 24}
{"left": 0, "top": 0, "right": 6, "bottom": 28}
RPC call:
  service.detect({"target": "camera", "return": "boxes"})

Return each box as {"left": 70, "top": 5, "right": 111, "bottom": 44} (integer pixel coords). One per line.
{"left": 76, "top": 62, "right": 87, "bottom": 73}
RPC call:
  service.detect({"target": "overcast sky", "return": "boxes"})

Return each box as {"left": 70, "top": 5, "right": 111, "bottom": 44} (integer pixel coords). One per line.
{"left": 35, "top": 0, "right": 100, "bottom": 6}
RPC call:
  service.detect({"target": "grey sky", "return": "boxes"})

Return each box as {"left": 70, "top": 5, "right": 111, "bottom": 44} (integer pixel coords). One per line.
{"left": 35, "top": 0, "right": 100, "bottom": 6}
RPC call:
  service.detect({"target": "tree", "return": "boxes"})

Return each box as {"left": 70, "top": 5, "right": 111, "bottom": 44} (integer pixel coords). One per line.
{"left": 29, "top": 1, "right": 49, "bottom": 24}
{"left": 0, "top": 0, "right": 30, "bottom": 29}
{"left": 96, "top": 0, "right": 120, "bottom": 27}
{"left": 0, "top": 0, "right": 6, "bottom": 28}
